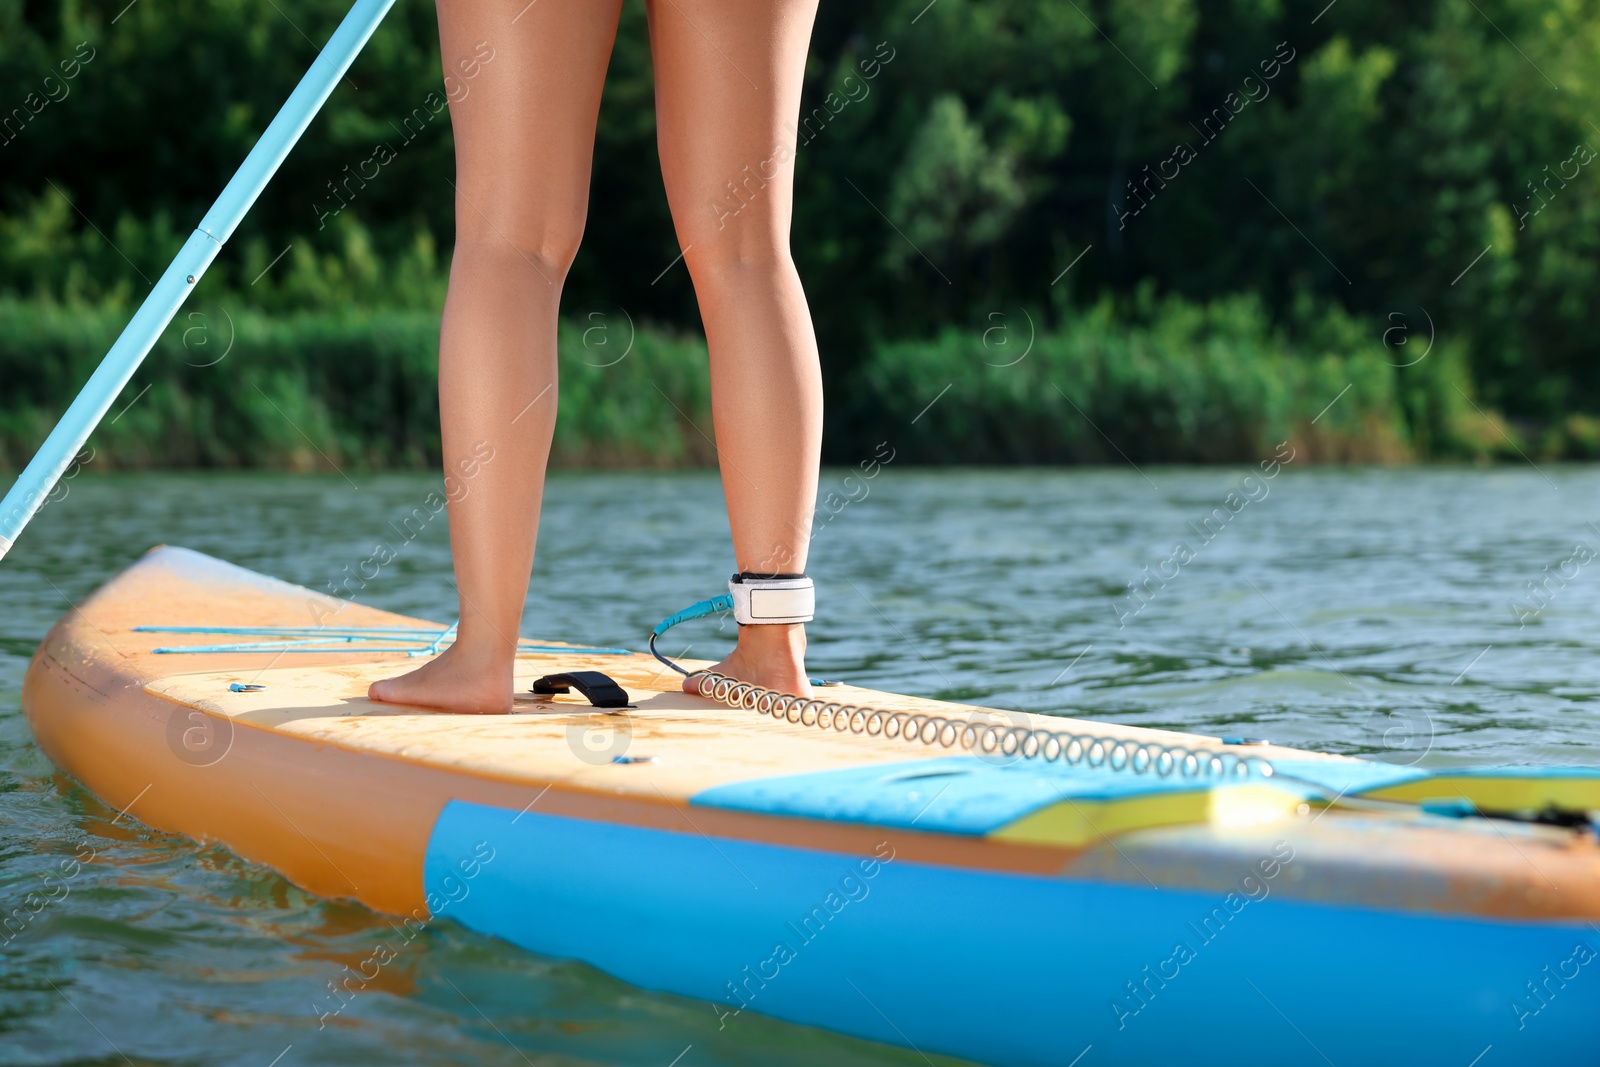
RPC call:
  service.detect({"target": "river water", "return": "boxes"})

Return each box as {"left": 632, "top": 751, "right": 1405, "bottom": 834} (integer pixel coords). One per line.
{"left": 3, "top": 467, "right": 1598, "bottom": 1066}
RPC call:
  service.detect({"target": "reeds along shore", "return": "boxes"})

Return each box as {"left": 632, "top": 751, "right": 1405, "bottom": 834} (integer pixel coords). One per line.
{"left": 0, "top": 293, "right": 1572, "bottom": 474}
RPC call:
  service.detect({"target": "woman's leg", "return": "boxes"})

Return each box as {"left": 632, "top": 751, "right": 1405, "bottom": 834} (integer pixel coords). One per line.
{"left": 648, "top": 0, "right": 825, "bottom": 697}
{"left": 370, "top": 0, "right": 623, "bottom": 713}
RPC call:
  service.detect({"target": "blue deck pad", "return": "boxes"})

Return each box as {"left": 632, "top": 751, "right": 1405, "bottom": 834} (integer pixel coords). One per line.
{"left": 1268, "top": 759, "right": 1600, "bottom": 797}
{"left": 690, "top": 756, "right": 1312, "bottom": 835}
{"left": 1423, "top": 766, "right": 1600, "bottom": 781}
{"left": 1263, "top": 758, "right": 1430, "bottom": 796}
{"left": 424, "top": 801, "right": 1599, "bottom": 1067}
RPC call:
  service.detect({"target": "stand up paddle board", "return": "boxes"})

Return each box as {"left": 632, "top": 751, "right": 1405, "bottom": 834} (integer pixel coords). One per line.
{"left": 23, "top": 546, "right": 1600, "bottom": 1066}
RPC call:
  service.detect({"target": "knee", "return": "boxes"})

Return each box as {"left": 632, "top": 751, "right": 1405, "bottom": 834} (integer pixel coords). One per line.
{"left": 454, "top": 211, "right": 586, "bottom": 282}
{"left": 680, "top": 226, "right": 793, "bottom": 284}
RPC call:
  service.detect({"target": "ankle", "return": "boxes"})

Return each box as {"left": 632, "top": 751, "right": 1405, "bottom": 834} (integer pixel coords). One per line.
{"left": 443, "top": 629, "right": 515, "bottom": 672}
{"left": 734, "top": 623, "right": 806, "bottom": 662}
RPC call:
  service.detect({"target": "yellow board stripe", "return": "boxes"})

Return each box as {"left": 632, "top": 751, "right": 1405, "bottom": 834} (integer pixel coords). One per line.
{"left": 1364, "top": 775, "right": 1600, "bottom": 812}
{"left": 990, "top": 783, "right": 1307, "bottom": 847}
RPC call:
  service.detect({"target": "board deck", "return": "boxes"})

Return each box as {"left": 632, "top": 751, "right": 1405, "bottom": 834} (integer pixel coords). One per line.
{"left": 141, "top": 658, "right": 1331, "bottom": 805}
{"left": 22, "top": 545, "right": 1600, "bottom": 1067}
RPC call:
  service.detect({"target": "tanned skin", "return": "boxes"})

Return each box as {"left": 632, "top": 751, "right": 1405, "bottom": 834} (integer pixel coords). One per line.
{"left": 370, "top": 0, "right": 823, "bottom": 713}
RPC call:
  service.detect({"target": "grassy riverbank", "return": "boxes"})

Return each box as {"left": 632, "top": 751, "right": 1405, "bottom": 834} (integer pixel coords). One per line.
{"left": 0, "top": 300, "right": 716, "bottom": 471}
{"left": 3, "top": 293, "right": 1577, "bottom": 472}
{"left": 840, "top": 293, "right": 1521, "bottom": 465}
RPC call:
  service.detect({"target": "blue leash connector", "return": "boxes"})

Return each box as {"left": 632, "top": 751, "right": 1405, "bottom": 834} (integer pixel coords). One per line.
{"left": 649, "top": 593, "right": 838, "bottom": 687}
{"left": 649, "top": 594, "right": 733, "bottom": 676}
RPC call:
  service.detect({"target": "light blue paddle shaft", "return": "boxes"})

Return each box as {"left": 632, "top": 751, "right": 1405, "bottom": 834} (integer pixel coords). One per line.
{"left": 0, "top": 0, "right": 396, "bottom": 562}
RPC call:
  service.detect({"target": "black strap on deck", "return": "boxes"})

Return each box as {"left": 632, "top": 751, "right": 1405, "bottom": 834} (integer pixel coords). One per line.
{"left": 530, "top": 670, "right": 631, "bottom": 709}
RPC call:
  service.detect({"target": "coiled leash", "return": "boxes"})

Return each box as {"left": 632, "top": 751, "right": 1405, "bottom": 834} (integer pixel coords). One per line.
{"left": 652, "top": 575, "right": 1273, "bottom": 781}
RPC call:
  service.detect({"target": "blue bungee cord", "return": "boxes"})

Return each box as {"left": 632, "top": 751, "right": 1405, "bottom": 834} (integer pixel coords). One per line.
{"left": 134, "top": 625, "right": 630, "bottom": 658}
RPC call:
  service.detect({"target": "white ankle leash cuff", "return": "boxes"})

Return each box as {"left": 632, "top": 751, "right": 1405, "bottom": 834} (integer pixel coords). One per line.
{"left": 729, "top": 573, "right": 814, "bottom": 625}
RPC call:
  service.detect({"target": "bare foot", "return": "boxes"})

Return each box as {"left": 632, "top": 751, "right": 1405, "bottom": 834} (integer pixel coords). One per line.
{"left": 368, "top": 642, "right": 513, "bottom": 714}
{"left": 684, "top": 623, "right": 811, "bottom": 699}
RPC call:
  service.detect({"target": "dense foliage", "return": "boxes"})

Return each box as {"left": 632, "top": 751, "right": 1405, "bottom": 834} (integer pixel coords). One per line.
{"left": 2, "top": 0, "right": 1597, "bottom": 465}
{"left": 2, "top": 293, "right": 1530, "bottom": 471}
